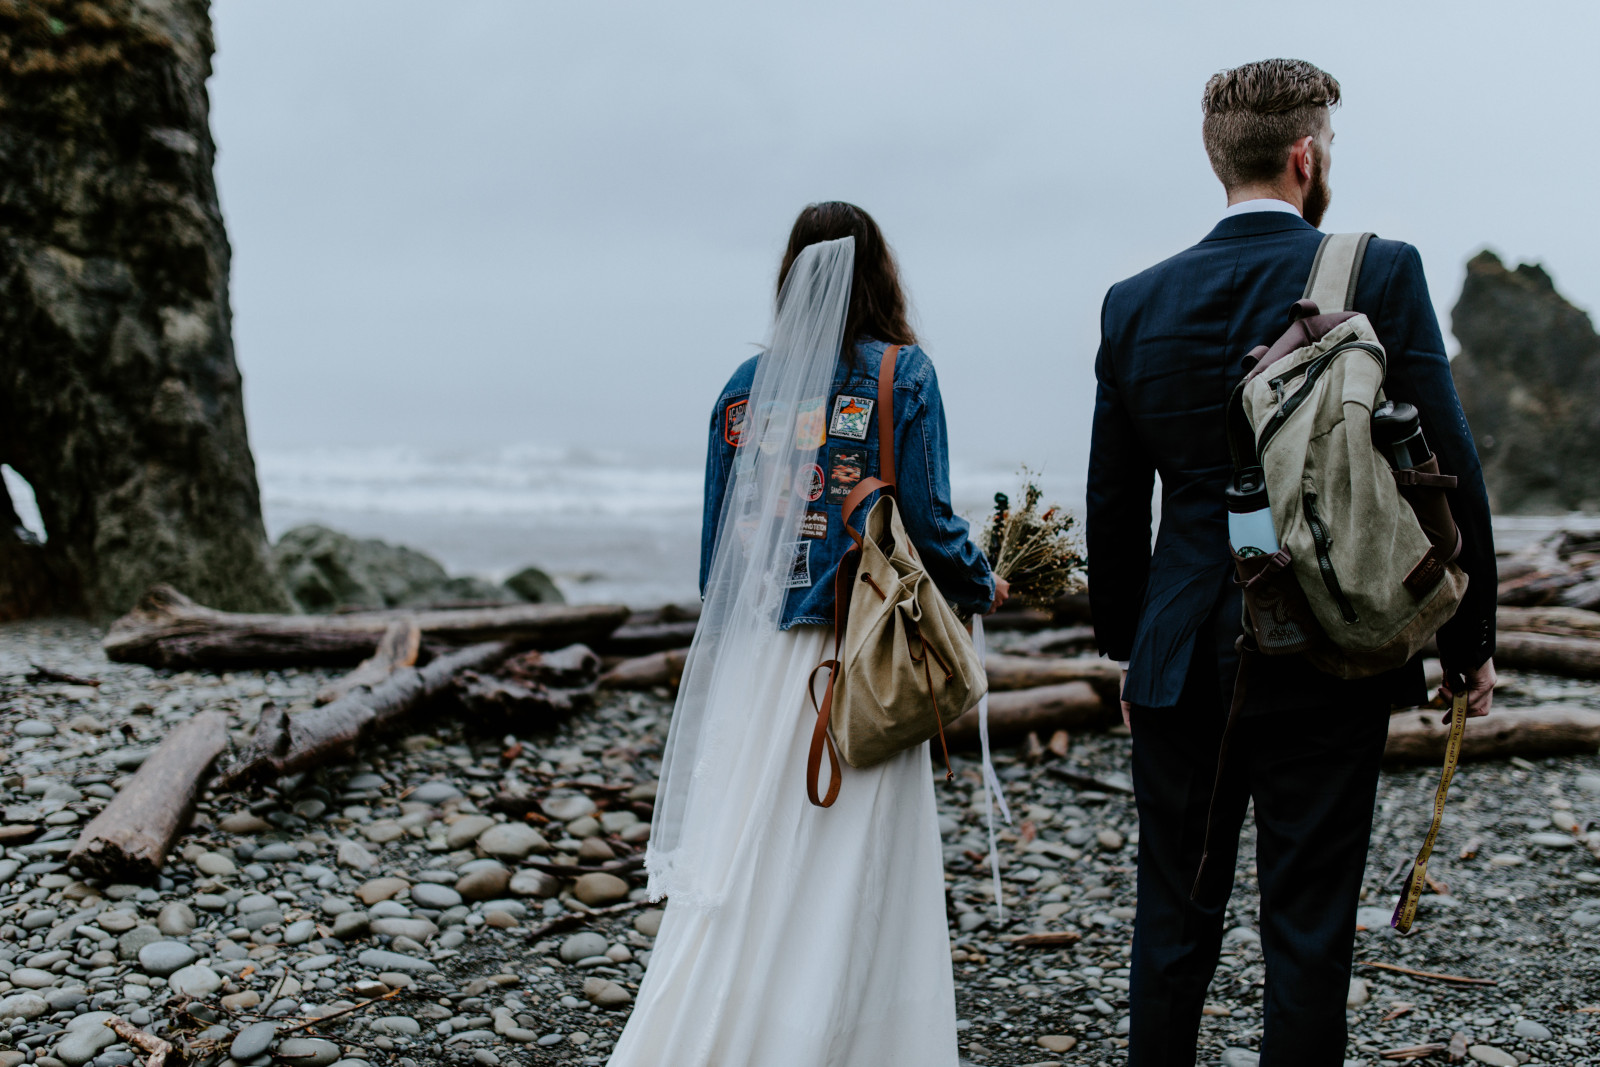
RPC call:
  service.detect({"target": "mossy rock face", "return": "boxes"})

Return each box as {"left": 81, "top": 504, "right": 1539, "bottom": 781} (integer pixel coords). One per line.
{"left": 505, "top": 566, "right": 565, "bottom": 604}
{"left": 1452, "top": 252, "right": 1600, "bottom": 514}
{"left": 273, "top": 524, "right": 526, "bottom": 612}
{"left": 0, "top": 0, "right": 290, "bottom": 617}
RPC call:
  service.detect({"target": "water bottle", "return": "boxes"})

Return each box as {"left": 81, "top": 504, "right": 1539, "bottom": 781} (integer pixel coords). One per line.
{"left": 1226, "top": 466, "right": 1279, "bottom": 558}
{"left": 1371, "top": 401, "right": 1433, "bottom": 471}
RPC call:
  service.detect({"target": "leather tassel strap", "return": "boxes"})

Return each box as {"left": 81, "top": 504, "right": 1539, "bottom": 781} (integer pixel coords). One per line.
{"left": 1391, "top": 687, "right": 1470, "bottom": 934}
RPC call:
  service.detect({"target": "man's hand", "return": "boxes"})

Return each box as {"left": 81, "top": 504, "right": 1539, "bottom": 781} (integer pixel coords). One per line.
{"left": 1438, "top": 657, "right": 1496, "bottom": 720}
{"left": 1120, "top": 669, "right": 1131, "bottom": 729}
{"left": 987, "top": 576, "right": 1011, "bottom": 615}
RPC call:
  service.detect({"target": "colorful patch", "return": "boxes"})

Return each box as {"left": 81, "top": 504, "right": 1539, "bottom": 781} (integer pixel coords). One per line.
{"left": 795, "top": 398, "right": 827, "bottom": 450}
{"left": 828, "top": 394, "right": 875, "bottom": 441}
{"left": 757, "top": 401, "right": 789, "bottom": 454}
{"left": 800, "top": 510, "right": 829, "bottom": 540}
{"left": 784, "top": 540, "right": 813, "bottom": 588}
{"left": 797, "top": 463, "right": 825, "bottom": 502}
{"left": 827, "top": 446, "right": 869, "bottom": 504}
{"left": 724, "top": 399, "right": 749, "bottom": 447}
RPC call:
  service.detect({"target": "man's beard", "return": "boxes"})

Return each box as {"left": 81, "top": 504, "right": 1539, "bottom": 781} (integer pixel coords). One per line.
{"left": 1303, "top": 151, "right": 1332, "bottom": 228}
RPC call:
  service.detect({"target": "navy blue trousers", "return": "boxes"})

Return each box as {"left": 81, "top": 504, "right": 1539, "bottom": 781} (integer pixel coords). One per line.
{"left": 1125, "top": 658, "right": 1390, "bottom": 1067}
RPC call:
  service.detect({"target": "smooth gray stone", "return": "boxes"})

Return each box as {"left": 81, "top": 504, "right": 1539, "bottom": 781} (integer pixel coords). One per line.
{"left": 137, "top": 940, "right": 196, "bottom": 976}
{"left": 409, "top": 782, "right": 461, "bottom": 804}
{"left": 1514, "top": 1019, "right": 1553, "bottom": 1041}
{"left": 332, "top": 912, "right": 370, "bottom": 940}
{"left": 370, "top": 1016, "right": 421, "bottom": 1035}
{"left": 409, "top": 883, "right": 461, "bottom": 910}
{"left": 251, "top": 843, "right": 298, "bottom": 863}
{"left": 117, "top": 926, "right": 160, "bottom": 960}
{"left": 231, "top": 1020, "right": 277, "bottom": 1060}
{"left": 356, "top": 949, "right": 436, "bottom": 973}
{"left": 558, "top": 932, "right": 608, "bottom": 964}
{"left": 168, "top": 964, "right": 222, "bottom": 997}
{"left": 275, "top": 1038, "right": 341, "bottom": 1066}
{"left": 295, "top": 955, "right": 339, "bottom": 972}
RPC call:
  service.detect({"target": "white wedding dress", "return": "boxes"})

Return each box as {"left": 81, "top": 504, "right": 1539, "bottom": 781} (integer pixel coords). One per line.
{"left": 610, "top": 237, "right": 959, "bottom": 1066}
{"left": 606, "top": 625, "right": 959, "bottom": 1066}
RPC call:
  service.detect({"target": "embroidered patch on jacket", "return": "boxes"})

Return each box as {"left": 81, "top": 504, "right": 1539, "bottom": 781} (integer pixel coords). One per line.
{"left": 828, "top": 394, "right": 874, "bottom": 441}
{"left": 800, "top": 510, "right": 828, "bottom": 540}
{"left": 724, "top": 399, "right": 748, "bottom": 447}
{"left": 797, "top": 463, "right": 824, "bottom": 502}
{"left": 795, "top": 398, "right": 827, "bottom": 450}
{"left": 784, "top": 540, "right": 813, "bottom": 588}
{"left": 827, "top": 446, "right": 868, "bottom": 504}
{"left": 757, "top": 401, "right": 789, "bottom": 454}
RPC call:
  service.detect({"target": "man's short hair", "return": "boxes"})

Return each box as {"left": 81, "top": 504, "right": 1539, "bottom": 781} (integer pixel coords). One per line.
{"left": 1202, "top": 59, "right": 1341, "bottom": 190}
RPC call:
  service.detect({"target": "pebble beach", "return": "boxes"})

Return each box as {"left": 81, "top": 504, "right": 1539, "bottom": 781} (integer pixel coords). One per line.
{"left": 2, "top": 619, "right": 1599, "bottom": 1067}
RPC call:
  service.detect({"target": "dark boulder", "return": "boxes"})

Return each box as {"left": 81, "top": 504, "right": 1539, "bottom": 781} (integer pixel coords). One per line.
{"left": 273, "top": 524, "right": 557, "bottom": 612}
{"left": 505, "top": 566, "right": 565, "bottom": 605}
{"left": 1452, "top": 251, "right": 1600, "bottom": 513}
{"left": 0, "top": 0, "right": 288, "bottom": 619}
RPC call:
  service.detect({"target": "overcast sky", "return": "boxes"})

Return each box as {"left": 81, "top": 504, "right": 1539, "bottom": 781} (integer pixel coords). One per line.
{"left": 211, "top": 0, "right": 1600, "bottom": 477}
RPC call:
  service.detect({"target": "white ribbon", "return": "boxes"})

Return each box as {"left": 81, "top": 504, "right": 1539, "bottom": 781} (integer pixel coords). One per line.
{"left": 970, "top": 615, "right": 1012, "bottom": 922}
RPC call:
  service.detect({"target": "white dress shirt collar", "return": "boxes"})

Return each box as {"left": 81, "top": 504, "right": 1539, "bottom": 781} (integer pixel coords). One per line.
{"left": 1222, "top": 198, "right": 1302, "bottom": 219}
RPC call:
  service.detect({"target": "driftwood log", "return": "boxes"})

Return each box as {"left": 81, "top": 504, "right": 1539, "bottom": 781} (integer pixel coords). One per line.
{"left": 945, "top": 682, "right": 1111, "bottom": 748}
{"left": 986, "top": 654, "right": 1121, "bottom": 705}
{"left": 596, "top": 621, "right": 700, "bottom": 657}
{"left": 599, "top": 648, "right": 690, "bottom": 690}
{"left": 103, "top": 584, "right": 628, "bottom": 669}
{"left": 218, "top": 641, "right": 511, "bottom": 788}
{"left": 1492, "top": 631, "right": 1600, "bottom": 679}
{"left": 315, "top": 620, "right": 421, "bottom": 704}
{"left": 1384, "top": 705, "right": 1600, "bottom": 763}
{"left": 1499, "top": 605, "right": 1600, "bottom": 639}
{"left": 69, "top": 711, "right": 230, "bottom": 880}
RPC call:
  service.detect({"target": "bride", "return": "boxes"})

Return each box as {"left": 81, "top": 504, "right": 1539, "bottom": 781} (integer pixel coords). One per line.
{"left": 607, "top": 202, "right": 1006, "bottom": 1066}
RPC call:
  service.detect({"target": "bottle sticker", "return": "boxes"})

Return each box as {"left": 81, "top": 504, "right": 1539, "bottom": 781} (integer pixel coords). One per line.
{"left": 784, "top": 541, "right": 813, "bottom": 588}
{"left": 828, "top": 395, "right": 875, "bottom": 441}
{"left": 800, "top": 510, "right": 829, "bottom": 540}
{"left": 757, "top": 401, "right": 789, "bottom": 454}
{"left": 724, "top": 399, "right": 748, "bottom": 447}
{"left": 797, "top": 463, "right": 824, "bottom": 502}
{"left": 795, "top": 398, "right": 827, "bottom": 450}
{"left": 827, "top": 447, "right": 868, "bottom": 503}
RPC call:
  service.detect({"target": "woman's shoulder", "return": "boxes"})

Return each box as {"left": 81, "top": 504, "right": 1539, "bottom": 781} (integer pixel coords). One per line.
{"left": 716, "top": 353, "right": 762, "bottom": 401}
{"left": 853, "top": 339, "right": 934, "bottom": 391}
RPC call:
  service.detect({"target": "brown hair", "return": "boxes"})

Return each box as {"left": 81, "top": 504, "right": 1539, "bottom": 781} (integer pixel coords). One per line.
{"left": 778, "top": 202, "right": 915, "bottom": 376}
{"left": 1202, "top": 59, "right": 1341, "bottom": 190}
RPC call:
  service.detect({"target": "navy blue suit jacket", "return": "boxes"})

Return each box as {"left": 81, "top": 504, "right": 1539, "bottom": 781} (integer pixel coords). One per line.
{"left": 1087, "top": 211, "right": 1496, "bottom": 710}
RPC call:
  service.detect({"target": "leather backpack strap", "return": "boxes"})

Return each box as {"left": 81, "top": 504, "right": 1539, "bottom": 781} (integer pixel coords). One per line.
{"left": 838, "top": 344, "right": 902, "bottom": 543}
{"left": 876, "top": 343, "right": 899, "bottom": 489}
{"left": 806, "top": 550, "right": 858, "bottom": 807}
{"left": 1302, "top": 232, "right": 1374, "bottom": 313}
{"left": 806, "top": 343, "right": 903, "bottom": 808}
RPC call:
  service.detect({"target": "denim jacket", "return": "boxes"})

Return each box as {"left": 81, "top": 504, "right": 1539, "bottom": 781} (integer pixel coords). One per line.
{"left": 700, "top": 339, "right": 995, "bottom": 628}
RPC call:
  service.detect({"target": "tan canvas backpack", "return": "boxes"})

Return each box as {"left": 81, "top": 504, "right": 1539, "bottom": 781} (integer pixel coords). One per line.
{"left": 805, "top": 345, "right": 988, "bottom": 807}
{"left": 1226, "top": 233, "right": 1469, "bottom": 678}
{"left": 1201, "top": 234, "right": 1476, "bottom": 935}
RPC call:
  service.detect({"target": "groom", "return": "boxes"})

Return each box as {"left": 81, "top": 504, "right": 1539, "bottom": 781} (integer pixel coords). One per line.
{"left": 1085, "top": 59, "right": 1498, "bottom": 1065}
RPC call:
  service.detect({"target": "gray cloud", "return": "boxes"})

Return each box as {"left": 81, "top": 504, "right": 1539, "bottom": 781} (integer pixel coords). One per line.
{"left": 213, "top": 0, "right": 1600, "bottom": 484}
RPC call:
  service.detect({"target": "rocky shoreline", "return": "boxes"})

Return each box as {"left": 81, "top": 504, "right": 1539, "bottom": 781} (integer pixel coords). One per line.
{"left": 2, "top": 619, "right": 1599, "bottom": 1067}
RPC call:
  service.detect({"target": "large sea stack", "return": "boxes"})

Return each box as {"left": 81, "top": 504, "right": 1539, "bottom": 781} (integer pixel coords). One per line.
{"left": 0, "top": 0, "right": 288, "bottom": 619}
{"left": 1452, "top": 251, "right": 1600, "bottom": 515}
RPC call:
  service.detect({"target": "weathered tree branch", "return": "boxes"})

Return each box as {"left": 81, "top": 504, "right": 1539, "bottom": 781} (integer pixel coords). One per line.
{"left": 217, "top": 641, "right": 512, "bottom": 788}
{"left": 103, "top": 584, "right": 627, "bottom": 669}
{"left": 69, "top": 711, "right": 230, "bottom": 880}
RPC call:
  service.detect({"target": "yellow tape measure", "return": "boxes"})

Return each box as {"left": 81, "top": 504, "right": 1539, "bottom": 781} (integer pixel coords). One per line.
{"left": 1391, "top": 689, "right": 1470, "bottom": 935}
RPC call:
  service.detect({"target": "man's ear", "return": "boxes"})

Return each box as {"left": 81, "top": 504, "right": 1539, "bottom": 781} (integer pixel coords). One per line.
{"left": 1292, "top": 135, "right": 1315, "bottom": 182}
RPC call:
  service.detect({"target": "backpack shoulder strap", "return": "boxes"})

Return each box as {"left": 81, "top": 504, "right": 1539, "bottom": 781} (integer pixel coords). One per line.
{"left": 1303, "top": 232, "right": 1375, "bottom": 313}
{"left": 837, "top": 344, "right": 900, "bottom": 543}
